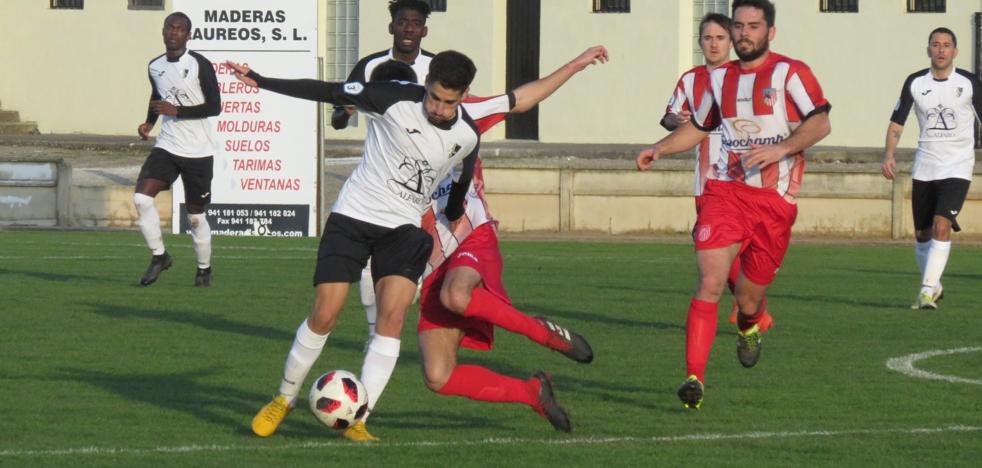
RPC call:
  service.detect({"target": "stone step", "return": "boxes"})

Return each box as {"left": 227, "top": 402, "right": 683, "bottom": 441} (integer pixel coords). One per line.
{"left": 0, "top": 110, "right": 20, "bottom": 122}
{"left": 0, "top": 121, "right": 39, "bottom": 135}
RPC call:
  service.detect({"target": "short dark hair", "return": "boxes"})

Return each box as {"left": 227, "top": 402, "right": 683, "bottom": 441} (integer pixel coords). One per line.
{"left": 732, "top": 0, "right": 775, "bottom": 28}
{"left": 166, "top": 12, "right": 192, "bottom": 31}
{"left": 929, "top": 27, "right": 957, "bottom": 48}
{"left": 389, "top": 0, "right": 431, "bottom": 21}
{"left": 699, "top": 13, "right": 731, "bottom": 36}
{"left": 427, "top": 50, "right": 476, "bottom": 92}
{"left": 370, "top": 60, "right": 419, "bottom": 83}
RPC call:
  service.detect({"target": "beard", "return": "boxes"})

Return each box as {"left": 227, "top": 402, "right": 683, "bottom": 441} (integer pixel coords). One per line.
{"left": 735, "top": 38, "right": 769, "bottom": 62}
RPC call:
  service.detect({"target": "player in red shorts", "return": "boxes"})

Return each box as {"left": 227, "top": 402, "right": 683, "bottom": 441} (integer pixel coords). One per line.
{"left": 417, "top": 46, "right": 608, "bottom": 433}
{"left": 637, "top": 0, "right": 831, "bottom": 409}
{"left": 661, "top": 12, "right": 775, "bottom": 334}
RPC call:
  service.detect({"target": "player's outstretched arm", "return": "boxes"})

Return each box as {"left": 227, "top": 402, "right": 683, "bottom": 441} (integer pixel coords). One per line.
{"left": 636, "top": 122, "right": 708, "bottom": 171}
{"left": 226, "top": 61, "right": 339, "bottom": 103}
{"left": 511, "top": 45, "right": 608, "bottom": 113}
{"left": 881, "top": 121, "right": 904, "bottom": 180}
{"left": 743, "top": 111, "right": 831, "bottom": 169}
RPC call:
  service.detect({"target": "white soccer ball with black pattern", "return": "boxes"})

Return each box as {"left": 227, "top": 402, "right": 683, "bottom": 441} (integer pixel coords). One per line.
{"left": 308, "top": 370, "right": 369, "bottom": 429}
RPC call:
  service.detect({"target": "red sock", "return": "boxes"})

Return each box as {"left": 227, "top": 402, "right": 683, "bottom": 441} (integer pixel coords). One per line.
{"left": 437, "top": 364, "right": 540, "bottom": 408}
{"left": 464, "top": 288, "right": 550, "bottom": 346}
{"left": 686, "top": 298, "right": 719, "bottom": 383}
{"left": 737, "top": 306, "right": 767, "bottom": 331}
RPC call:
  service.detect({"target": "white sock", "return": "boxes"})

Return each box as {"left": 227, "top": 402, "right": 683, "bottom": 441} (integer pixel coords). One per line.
{"left": 279, "top": 319, "right": 329, "bottom": 404}
{"left": 360, "top": 264, "right": 377, "bottom": 339}
{"left": 360, "top": 335, "right": 400, "bottom": 420}
{"left": 921, "top": 239, "right": 951, "bottom": 293}
{"left": 188, "top": 213, "right": 212, "bottom": 269}
{"left": 915, "top": 240, "right": 930, "bottom": 276}
{"left": 133, "top": 193, "right": 165, "bottom": 255}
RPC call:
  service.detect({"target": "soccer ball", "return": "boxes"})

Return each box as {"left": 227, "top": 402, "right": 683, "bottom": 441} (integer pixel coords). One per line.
{"left": 308, "top": 370, "right": 369, "bottom": 429}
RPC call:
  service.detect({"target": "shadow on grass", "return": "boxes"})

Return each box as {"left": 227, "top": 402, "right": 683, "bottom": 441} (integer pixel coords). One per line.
{"left": 60, "top": 365, "right": 328, "bottom": 435}
{"left": 0, "top": 267, "right": 110, "bottom": 283}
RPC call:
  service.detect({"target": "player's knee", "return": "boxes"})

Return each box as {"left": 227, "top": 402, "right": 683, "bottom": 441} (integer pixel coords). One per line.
{"left": 133, "top": 192, "right": 155, "bottom": 210}
{"left": 439, "top": 286, "right": 471, "bottom": 315}
{"left": 187, "top": 212, "right": 206, "bottom": 229}
{"left": 422, "top": 364, "right": 451, "bottom": 392}
{"left": 696, "top": 275, "right": 727, "bottom": 298}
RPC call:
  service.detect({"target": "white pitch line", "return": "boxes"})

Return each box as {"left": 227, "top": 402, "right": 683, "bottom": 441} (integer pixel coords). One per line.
{"left": 0, "top": 425, "right": 978, "bottom": 458}
{"left": 886, "top": 347, "right": 982, "bottom": 385}
{"left": 0, "top": 255, "right": 312, "bottom": 260}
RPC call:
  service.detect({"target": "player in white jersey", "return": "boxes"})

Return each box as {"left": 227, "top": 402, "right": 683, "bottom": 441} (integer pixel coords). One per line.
{"left": 882, "top": 27, "right": 980, "bottom": 309}
{"left": 134, "top": 12, "right": 221, "bottom": 288}
{"left": 225, "top": 51, "right": 482, "bottom": 440}
{"left": 637, "top": 0, "right": 831, "bottom": 409}
{"left": 331, "top": 0, "right": 434, "bottom": 131}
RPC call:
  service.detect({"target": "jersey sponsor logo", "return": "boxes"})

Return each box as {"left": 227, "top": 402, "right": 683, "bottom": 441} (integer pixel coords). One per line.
{"left": 921, "top": 89, "right": 932, "bottom": 96}
{"left": 763, "top": 88, "right": 778, "bottom": 107}
{"left": 388, "top": 156, "right": 436, "bottom": 205}
{"left": 343, "top": 82, "right": 364, "bottom": 95}
{"left": 927, "top": 104, "right": 956, "bottom": 131}
{"left": 430, "top": 180, "right": 452, "bottom": 200}
{"left": 722, "top": 119, "right": 788, "bottom": 150}
{"left": 165, "top": 87, "right": 192, "bottom": 106}
{"left": 406, "top": 128, "right": 421, "bottom": 135}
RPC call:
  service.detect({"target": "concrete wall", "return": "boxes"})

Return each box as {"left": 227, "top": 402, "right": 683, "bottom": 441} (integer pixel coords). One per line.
{"left": 4, "top": 0, "right": 982, "bottom": 148}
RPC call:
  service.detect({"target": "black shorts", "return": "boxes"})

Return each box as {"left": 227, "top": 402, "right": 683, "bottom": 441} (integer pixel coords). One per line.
{"left": 912, "top": 178, "right": 971, "bottom": 232}
{"left": 312, "top": 212, "right": 433, "bottom": 286}
{"left": 138, "top": 148, "right": 214, "bottom": 205}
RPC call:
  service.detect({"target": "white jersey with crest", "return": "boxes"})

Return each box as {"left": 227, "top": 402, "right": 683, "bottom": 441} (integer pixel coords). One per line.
{"left": 890, "top": 68, "right": 981, "bottom": 182}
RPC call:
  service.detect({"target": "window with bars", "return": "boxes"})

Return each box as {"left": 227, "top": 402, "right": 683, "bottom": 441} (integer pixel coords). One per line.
{"left": 908, "top": 0, "right": 945, "bottom": 12}
{"left": 820, "top": 0, "right": 858, "bottom": 13}
{"left": 693, "top": 0, "right": 728, "bottom": 66}
{"left": 128, "top": 0, "right": 164, "bottom": 10}
{"left": 422, "top": 0, "right": 447, "bottom": 12}
{"left": 593, "top": 0, "right": 630, "bottom": 13}
{"left": 325, "top": 0, "right": 360, "bottom": 126}
{"left": 50, "top": 0, "right": 83, "bottom": 9}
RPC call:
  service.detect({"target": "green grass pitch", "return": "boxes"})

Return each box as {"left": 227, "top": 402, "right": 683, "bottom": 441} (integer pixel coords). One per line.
{"left": 1, "top": 230, "right": 980, "bottom": 466}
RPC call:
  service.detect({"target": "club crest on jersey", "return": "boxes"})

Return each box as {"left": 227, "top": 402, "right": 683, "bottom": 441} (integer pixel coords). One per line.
{"left": 343, "top": 82, "right": 364, "bottom": 95}
{"left": 763, "top": 88, "right": 778, "bottom": 107}
{"left": 447, "top": 143, "right": 462, "bottom": 159}
{"left": 956, "top": 87, "right": 964, "bottom": 98}
{"left": 183, "top": 69, "right": 189, "bottom": 78}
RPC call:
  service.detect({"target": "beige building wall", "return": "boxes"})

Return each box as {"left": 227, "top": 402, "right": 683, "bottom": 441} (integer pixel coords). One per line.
{"left": 773, "top": 0, "right": 982, "bottom": 148}
{"left": 0, "top": 0, "right": 173, "bottom": 135}
{"left": 4, "top": 0, "right": 982, "bottom": 149}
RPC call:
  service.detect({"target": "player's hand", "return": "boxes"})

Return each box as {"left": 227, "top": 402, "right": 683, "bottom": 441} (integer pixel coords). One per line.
{"left": 742, "top": 143, "right": 785, "bottom": 169}
{"left": 149, "top": 101, "right": 178, "bottom": 117}
{"left": 881, "top": 153, "right": 896, "bottom": 180}
{"left": 226, "top": 61, "right": 258, "bottom": 87}
{"left": 675, "top": 109, "right": 693, "bottom": 125}
{"left": 568, "top": 45, "right": 609, "bottom": 72}
{"left": 636, "top": 146, "right": 662, "bottom": 171}
{"left": 137, "top": 122, "right": 153, "bottom": 140}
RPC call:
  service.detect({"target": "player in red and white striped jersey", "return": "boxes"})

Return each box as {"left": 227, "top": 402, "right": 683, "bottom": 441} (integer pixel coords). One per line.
{"left": 662, "top": 13, "right": 774, "bottom": 357}
{"left": 416, "top": 46, "right": 607, "bottom": 433}
{"left": 637, "top": 0, "right": 831, "bottom": 409}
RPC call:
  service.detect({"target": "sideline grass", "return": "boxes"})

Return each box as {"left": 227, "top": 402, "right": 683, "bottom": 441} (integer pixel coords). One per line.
{"left": 1, "top": 230, "right": 980, "bottom": 466}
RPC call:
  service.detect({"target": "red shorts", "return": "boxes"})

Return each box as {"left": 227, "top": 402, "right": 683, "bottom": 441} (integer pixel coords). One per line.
{"left": 694, "top": 180, "right": 798, "bottom": 285}
{"left": 417, "top": 223, "right": 509, "bottom": 351}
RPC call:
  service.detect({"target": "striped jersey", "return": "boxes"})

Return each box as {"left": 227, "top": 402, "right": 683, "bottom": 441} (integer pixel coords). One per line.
{"left": 665, "top": 65, "right": 724, "bottom": 196}
{"left": 421, "top": 93, "right": 515, "bottom": 277}
{"left": 693, "top": 52, "right": 830, "bottom": 202}
{"left": 890, "top": 68, "right": 981, "bottom": 182}
{"left": 145, "top": 50, "right": 221, "bottom": 158}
